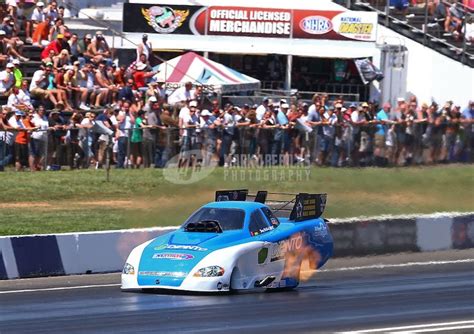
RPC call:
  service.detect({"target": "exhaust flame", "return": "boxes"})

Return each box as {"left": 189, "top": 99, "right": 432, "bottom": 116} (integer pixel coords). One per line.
{"left": 281, "top": 232, "right": 321, "bottom": 283}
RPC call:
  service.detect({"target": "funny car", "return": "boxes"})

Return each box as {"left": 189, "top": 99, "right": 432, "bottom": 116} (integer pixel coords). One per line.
{"left": 121, "top": 190, "right": 333, "bottom": 292}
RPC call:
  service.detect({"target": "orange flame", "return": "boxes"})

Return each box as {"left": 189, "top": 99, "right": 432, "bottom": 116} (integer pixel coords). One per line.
{"left": 281, "top": 232, "right": 321, "bottom": 283}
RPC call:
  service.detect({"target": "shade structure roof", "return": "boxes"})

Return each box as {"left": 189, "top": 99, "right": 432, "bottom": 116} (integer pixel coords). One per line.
{"left": 153, "top": 52, "right": 261, "bottom": 93}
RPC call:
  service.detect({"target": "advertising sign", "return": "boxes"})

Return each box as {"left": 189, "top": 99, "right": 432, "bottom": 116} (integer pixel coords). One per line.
{"left": 201, "top": 6, "right": 292, "bottom": 38}
{"left": 331, "top": 11, "right": 377, "bottom": 41}
{"left": 123, "top": 3, "right": 377, "bottom": 42}
{"left": 123, "top": 4, "right": 204, "bottom": 34}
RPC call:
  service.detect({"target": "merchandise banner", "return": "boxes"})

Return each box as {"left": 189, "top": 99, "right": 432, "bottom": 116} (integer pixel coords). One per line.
{"left": 123, "top": 3, "right": 378, "bottom": 42}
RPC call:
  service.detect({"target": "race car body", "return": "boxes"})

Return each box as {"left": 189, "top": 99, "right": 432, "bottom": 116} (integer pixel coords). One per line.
{"left": 122, "top": 190, "right": 333, "bottom": 292}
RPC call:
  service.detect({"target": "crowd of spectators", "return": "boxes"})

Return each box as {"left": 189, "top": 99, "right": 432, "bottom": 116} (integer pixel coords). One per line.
{"left": 0, "top": 90, "right": 473, "bottom": 171}
{"left": 0, "top": 0, "right": 472, "bottom": 171}
{"left": 386, "top": 0, "right": 473, "bottom": 42}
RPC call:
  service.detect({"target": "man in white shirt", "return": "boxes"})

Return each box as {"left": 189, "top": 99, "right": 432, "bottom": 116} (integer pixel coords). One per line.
{"left": 7, "top": 86, "right": 32, "bottom": 112}
{"left": 0, "top": 63, "right": 15, "bottom": 95}
{"left": 256, "top": 97, "right": 269, "bottom": 121}
{"left": 30, "top": 106, "right": 49, "bottom": 170}
{"left": 30, "top": 2, "right": 46, "bottom": 22}
{"left": 116, "top": 101, "right": 132, "bottom": 168}
{"left": 168, "top": 82, "right": 195, "bottom": 106}
{"left": 30, "top": 65, "right": 58, "bottom": 105}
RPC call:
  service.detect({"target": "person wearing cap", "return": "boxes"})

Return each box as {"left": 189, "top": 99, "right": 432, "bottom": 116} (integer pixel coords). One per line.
{"left": 40, "top": 33, "right": 63, "bottom": 60}
{"left": 29, "top": 2, "right": 46, "bottom": 35}
{"left": 272, "top": 102, "right": 290, "bottom": 165}
{"left": 146, "top": 80, "right": 165, "bottom": 103}
{"left": 0, "top": 16, "right": 15, "bottom": 39}
{"left": 132, "top": 62, "right": 158, "bottom": 93}
{"left": 199, "top": 109, "right": 220, "bottom": 165}
{"left": 179, "top": 99, "right": 200, "bottom": 168}
{"left": 11, "top": 59, "right": 23, "bottom": 88}
{"left": 136, "top": 33, "right": 152, "bottom": 63}
{"left": 0, "top": 63, "right": 15, "bottom": 95}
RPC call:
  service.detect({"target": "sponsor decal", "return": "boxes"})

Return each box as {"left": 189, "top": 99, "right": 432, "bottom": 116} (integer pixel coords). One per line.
{"left": 259, "top": 226, "right": 274, "bottom": 234}
{"left": 299, "top": 16, "right": 332, "bottom": 35}
{"left": 152, "top": 253, "right": 194, "bottom": 260}
{"left": 331, "top": 12, "right": 377, "bottom": 41}
{"left": 155, "top": 279, "right": 160, "bottom": 284}
{"left": 258, "top": 248, "right": 268, "bottom": 264}
{"left": 217, "top": 282, "right": 223, "bottom": 290}
{"left": 142, "top": 6, "right": 189, "bottom": 34}
{"left": 139, "top": 271, "right": 188, "bottom": 277}
{"left": 154, "top": 244, "right": 208, "bottom": 252}
{"left": 314, "top": 224, "right": 328, "bottom": 237}
{"left": 271, "top": 234, "right": 304, "bottom": 262}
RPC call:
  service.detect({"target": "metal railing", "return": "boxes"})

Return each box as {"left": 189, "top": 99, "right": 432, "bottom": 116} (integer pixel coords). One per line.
{"left": 1, "top": 117, "right": 472, "bottom": 171}
{"left": 351, "top": 0, "right": 474, "bottom": 65}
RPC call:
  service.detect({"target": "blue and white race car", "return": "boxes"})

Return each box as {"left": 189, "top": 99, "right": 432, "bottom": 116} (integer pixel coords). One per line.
{"left": 122, "top": 190, "right": 333, "bottom": 292}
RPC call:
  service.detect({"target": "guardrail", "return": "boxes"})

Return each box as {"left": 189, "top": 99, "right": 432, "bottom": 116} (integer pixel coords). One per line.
{"left": 1, "top": 114, "right": 473, "bottom": 171}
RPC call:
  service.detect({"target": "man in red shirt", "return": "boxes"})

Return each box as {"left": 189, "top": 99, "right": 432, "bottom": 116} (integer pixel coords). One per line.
{"left": 132, "top": 62, "right": 157, "bottom": 93}
{"left": 41, "top": 34, "right": 63, "bottom": 60}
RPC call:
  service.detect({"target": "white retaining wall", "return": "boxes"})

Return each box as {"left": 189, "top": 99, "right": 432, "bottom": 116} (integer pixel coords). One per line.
{"left": 0, "top": 213, "right": 472, "bottom": 280}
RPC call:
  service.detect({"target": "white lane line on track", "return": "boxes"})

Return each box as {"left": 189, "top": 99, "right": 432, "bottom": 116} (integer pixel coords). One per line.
{"left": 398, "top": 325, "right": 474, "bottom": 333}
{"left": 342, "top": 320, "right": 474, "bottom": 333}
{"left": 0, "top": 283, "right": 121, "bottom": 294}
{"left": 320, "top": 259, "right": 474, "bottom": 272}
{"left": 1, "top": 258, "right": 473, "bottom": 294}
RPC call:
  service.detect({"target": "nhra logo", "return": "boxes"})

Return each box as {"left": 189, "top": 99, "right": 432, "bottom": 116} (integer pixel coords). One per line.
{"left": 152, "top": 253, "right": 194, "bottom": 260}
{"left": 300, "top": 16, "right": 332, "bottom": 35}
{"left": 142, "top": 6, "right": 189, "bottom": 34}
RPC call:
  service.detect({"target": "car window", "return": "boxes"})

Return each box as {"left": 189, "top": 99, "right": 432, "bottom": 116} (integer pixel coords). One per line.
{"left": 182, "top": 208, "right": 245, "bottom": 231}
{"left": 249, "top": 210, "right": 273, "bottom": 236}
{"left": 261, "top": 207, "right": 280, "bottom": 227}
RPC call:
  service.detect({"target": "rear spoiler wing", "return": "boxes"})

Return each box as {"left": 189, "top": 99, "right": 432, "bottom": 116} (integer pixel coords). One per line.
{"left": 215, "top": 189, "right": 327, "bottom": 221}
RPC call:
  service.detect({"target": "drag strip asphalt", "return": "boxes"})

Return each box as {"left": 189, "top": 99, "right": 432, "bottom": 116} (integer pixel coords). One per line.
{"left": 1, "top": 249, "right": 473, "bottom": 333}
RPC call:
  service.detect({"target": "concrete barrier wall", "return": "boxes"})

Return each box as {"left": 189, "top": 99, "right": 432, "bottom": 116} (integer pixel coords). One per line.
{"left": 1, "top": 213, "right": 473, "bottom": 280}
